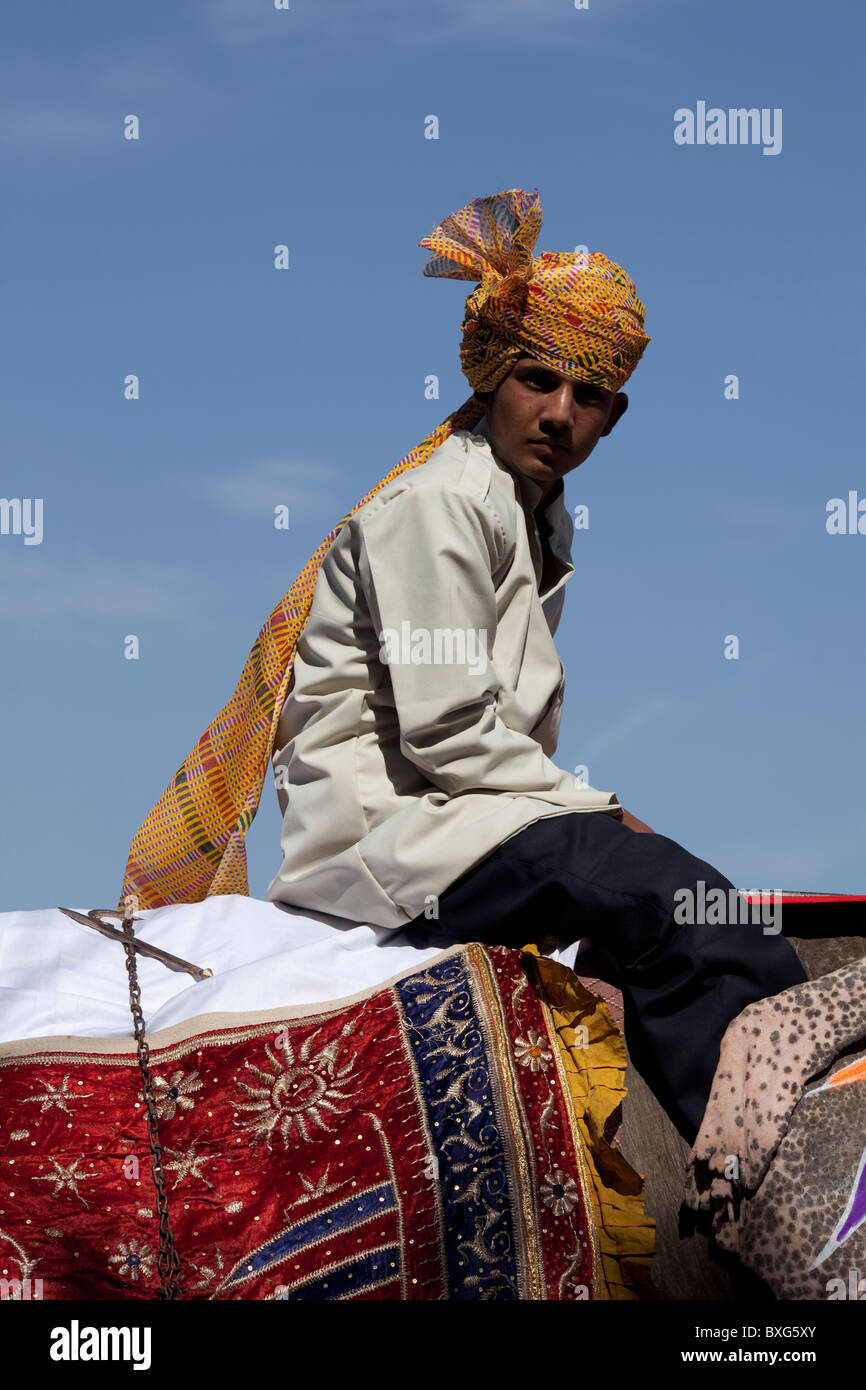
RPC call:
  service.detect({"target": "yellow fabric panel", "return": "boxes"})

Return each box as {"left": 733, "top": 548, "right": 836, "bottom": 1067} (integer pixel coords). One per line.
{"left": 522, "top": 945, "right": 658, "bottom": 1300}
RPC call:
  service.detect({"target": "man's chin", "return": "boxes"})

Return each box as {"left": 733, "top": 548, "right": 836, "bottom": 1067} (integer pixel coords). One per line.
{"left": 516, "top": 448, "right": 561, "bottom": 483}
{"left": 488, "top": 433, "right": 565, "bottom": 488}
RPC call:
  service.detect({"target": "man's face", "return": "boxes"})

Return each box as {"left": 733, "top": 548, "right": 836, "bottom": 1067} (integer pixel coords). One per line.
{"left": 480, "top": 355, "right": 629, "bottom": 500}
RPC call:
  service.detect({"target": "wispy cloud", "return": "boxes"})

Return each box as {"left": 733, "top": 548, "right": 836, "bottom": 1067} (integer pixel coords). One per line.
{"left": 90, "top": 57, "right": 221, "bottom": 102}
{"left": 192, "top": 456, "right": 346, "bottom": 522}
{"left": 581, "top": 693, "right": 679, "bottom": 759}
{"left": 204, "top": 0, "right": 641, "bottom": 51}
{"left": 0, "top": 105, "right": 118, "bottom": 157}
{"left": 0, "top": 552, "right": 211, "bottom": 623}
{"left": 0, "top": 57, "right": 225, "bottom": 159}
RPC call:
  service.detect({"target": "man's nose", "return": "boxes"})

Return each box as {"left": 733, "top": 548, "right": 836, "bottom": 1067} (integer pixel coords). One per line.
{"left": 539, "top": 385, "right": 576, "bottom": 431}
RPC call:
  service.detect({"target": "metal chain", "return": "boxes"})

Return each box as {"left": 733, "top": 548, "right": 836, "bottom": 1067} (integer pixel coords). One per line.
{"left": 120, "top": 917, "right": 182, "bottom": 1300}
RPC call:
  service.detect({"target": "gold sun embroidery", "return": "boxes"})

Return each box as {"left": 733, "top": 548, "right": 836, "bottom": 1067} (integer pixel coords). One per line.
{"left": 234, "top": 1027, "right": 357, "bottom": 1148}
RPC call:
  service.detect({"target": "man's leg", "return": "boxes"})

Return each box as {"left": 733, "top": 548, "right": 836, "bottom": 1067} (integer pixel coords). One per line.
{"left": 412, "top": 811, "right": 807, "bottom": 1145}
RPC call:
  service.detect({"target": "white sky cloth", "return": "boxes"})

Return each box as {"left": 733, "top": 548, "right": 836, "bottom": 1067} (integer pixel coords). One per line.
{"left": 0, "top": 894, "right": 582, "bottom": 1045}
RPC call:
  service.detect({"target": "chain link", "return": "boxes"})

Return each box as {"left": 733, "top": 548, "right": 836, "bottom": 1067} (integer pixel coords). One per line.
{"left": 120, "top": 917, "right": 182, "bottom": 1300}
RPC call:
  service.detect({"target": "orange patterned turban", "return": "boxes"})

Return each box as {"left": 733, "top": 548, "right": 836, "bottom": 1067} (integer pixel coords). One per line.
{"left": 120, "top": 189, "right": 650, "bottom": 911}
{"left": 419, "top": 187, "right": 650, "bottom": 393}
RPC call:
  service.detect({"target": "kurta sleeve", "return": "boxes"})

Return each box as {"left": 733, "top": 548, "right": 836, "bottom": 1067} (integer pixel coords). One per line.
{"left": 356, "top": 483, "right": 620, "bottom": 810}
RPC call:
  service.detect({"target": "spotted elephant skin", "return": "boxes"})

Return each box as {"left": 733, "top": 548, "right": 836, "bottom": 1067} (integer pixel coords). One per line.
{"left": 683, "top": 954, "right": 866, "bottom": 1299}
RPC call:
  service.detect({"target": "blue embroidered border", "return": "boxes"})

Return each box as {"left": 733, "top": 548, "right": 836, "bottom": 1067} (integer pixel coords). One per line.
{"left": 396, "top": 952, "right": 519, "bottom": 1299}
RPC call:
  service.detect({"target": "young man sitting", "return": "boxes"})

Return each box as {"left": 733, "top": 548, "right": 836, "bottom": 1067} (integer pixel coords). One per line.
{"left": 264, "top": 188, "right": 806, "bottom": 1144}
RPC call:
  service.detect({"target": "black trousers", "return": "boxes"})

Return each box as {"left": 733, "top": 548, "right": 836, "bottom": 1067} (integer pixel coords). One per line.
{"left": 408, "top": 811, "right": 807, "bottom": 1145}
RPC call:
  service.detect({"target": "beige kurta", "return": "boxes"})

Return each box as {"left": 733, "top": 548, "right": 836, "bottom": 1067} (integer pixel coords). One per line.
{"left": 266, "top": 417, "right": 622, "bottom": 928}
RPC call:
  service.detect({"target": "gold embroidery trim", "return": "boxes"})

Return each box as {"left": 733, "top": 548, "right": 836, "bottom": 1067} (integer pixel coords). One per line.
{"left": 469, "top": 944, "right": 543, "bottom": 1300}
{"left": 537, "top": 979, "right": 601, "bottom": 1296}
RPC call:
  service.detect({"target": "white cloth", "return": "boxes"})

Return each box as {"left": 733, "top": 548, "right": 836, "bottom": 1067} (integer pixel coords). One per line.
{"left": 267, "top": 418, "right": 621, "bottom": 930}
{"left": 0, "top": 895, "right": 584, "bottom": 1045}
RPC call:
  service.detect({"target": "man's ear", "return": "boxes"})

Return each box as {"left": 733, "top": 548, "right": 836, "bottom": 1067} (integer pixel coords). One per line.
{"left": 600, "top": 392, "right": 628, "bottom": 437}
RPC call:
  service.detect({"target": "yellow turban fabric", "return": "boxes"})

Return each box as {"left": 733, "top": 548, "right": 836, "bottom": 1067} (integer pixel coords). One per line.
{"left": 120, "top": 189, "right": 650, "bottom": 911}
{"left": 420, "top": 187, "right": 649, "bottom": 392}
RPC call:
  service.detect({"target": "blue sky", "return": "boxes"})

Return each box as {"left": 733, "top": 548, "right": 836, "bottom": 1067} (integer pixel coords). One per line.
{"left": 2, "top": 0, "right": 864, "bottom": 911}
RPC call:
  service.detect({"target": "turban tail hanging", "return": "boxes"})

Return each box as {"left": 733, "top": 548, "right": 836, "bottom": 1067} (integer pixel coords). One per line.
{"left": 120, "top": 189, "right": 650, "bottom": 910}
